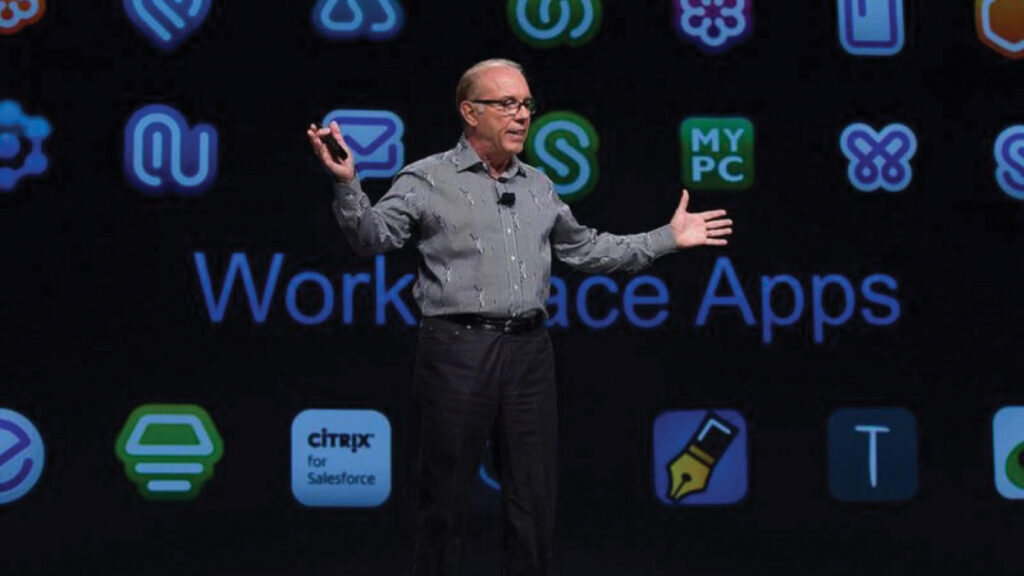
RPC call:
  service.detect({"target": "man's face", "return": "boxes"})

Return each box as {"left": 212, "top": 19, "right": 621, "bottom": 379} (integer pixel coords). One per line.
{"left": 468, "top": 67, "right": 532, "bottom": 157}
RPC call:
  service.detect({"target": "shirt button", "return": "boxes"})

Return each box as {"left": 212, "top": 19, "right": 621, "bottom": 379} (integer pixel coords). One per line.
{"left": 510, "top": 255, "right": 516, "bottom": 261}
{"left": 507, "top": 228, "right": 512, "bottom": 234}
{"left": 514, "top": 285, "right": 519, "bottom": 290}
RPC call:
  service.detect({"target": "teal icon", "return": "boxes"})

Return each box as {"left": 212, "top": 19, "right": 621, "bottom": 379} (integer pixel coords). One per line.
{"left": 115, "top": 404, "right": 224, "bottom": 500}
{"left": 507, "top": 0, "right": 602, "bottom": 48}
{"left": 525, "top": 111, "right": 600, "bottom": 202}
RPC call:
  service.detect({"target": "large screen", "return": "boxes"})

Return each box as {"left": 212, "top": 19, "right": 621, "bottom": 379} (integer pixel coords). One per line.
{"left": 3, "top": 1, "right": 1023, "bottom": 574}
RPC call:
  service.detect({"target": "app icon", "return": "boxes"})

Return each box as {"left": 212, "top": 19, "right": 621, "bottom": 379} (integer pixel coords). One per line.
{"left": 115, "top": 404, "right": 224, "bottom": 500}
{"left": 322, "top": 110, "right": 404, "bottom": 180}
{"left": 291, "top": 409, "right": 391, "bottom": 507}
{"left": 312, "top": 0, "right": 404, "bottom": 40}
{"left": 838, "top": 0, "right": 905, "bottom": 56}
{"left": 524, "top": 111, "right": 599, "bottom": 202}
{"left": 828, "top": 408, "right": 917, "bottom": 502}
{"left": 992, "top": 407, "right": 1024, "bottom": 499}
{"left": 123, "top": 0, "right": 213, "bottom": 51}
{"left": 0, "top": 0, "right": 45, "bottom": 34}
{"left": 0, "top": 409, "right": 45, "bottom": 505}
{"left": 653, "top": 410, "right": 748, "bottom": 505}
{"left": 674, "top": 0, "right": 752, "bottom": 54}
{"left": 507, "top": 0, "right": 602, "bottom": 49}
{"left": 995, "top": 125, "right": 1024, "bottom": 199}
{"left": 840, "top": 122, "right": 917, "bottom": 192}
{"left": 680, "top": 117, "right": 754, "bottom": 191}
{"left": 124, "top": 104, "right": 218, "bottom": 196}
{"left": 0, "top": 100, "right": 50, "bottom": 192}
{"left": 977, "top": 0, "right": 1024, "bottom": 59}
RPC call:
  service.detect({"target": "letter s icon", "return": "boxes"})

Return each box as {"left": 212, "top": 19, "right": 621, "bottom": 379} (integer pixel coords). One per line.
{"left": 524, "top": 111, "right": 600, "bottom": 202}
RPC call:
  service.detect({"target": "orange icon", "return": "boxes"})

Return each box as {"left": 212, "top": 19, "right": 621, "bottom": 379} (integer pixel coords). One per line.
{"left": 977, "top": 0, "right": 1024, "bottom": 58}
{"left": 0, "top": 0, "right": 45, "bottom": 35}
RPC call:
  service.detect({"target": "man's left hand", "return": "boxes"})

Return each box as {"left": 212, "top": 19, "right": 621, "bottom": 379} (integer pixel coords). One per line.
{"left": 670, "top": 189, "right": 732, "bottom": 249}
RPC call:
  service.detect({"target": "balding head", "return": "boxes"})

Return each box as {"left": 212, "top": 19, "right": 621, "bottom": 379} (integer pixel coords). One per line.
{"left": 456, "top": 59, "right": 525, "bottom": 110}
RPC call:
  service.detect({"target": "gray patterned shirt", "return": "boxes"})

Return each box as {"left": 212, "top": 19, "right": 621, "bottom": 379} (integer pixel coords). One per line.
{"left": 332, "top": 135, "right": 678, "bottom": 319}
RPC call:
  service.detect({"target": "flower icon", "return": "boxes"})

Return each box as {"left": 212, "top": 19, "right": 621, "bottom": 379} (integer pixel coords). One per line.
{"left": 675, "top": 0, "right": 752, "bottom": 53}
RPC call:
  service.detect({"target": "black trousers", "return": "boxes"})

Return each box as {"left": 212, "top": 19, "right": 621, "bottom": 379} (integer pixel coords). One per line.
{"left": 412, "top": 316, "right": 557, "bottom": 576}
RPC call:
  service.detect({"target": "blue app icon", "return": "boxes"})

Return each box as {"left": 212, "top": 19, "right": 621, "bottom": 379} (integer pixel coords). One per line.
{"left": 995, "top": 126, "right": 1024, "bottom": 200}
{"left": 0, "top": 100, "right": 51, "bottom": 192}
{"left": 322, "top": 110, "right": 405, "bottom": 179}
{"left": 828, "top": 407, "right": 917, "bottom": 502}
{"left": 653, "top": 409, "right": 748, "bottom": 506}
{"left": 312, "top": 0, "right": 404, "bottom": 40}
{"left": 840, "top": 123, "right": 917, "bottom": 192}
{"left": 0, "top": 409, "right": 45, "bottom": 505}
{"left": 993, "top": 407, "right": 1024, "bottom": 499}
{"left": 123, "top": 0, "right": 213, "bottom": 51}
{"left": 124, "top": 104, "right": 218, "bottom": 196}
{"left": 291, "top": 409, "right": 391, "bottom": 507}
{"left": 838, "top": 0, "right": 905, "bottom": 56}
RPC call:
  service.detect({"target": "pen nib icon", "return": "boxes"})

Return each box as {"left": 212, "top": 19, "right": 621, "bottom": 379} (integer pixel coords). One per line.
{"left": 667, "top": 413, "right": 738, "bottom": 501}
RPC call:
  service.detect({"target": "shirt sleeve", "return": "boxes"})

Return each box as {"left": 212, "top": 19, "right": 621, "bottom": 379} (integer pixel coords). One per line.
{"left": 332, "top": 172, "right": 423, "bottom": 257}
{"left": 550, "top": 187, "right": 678, "bottom": 274}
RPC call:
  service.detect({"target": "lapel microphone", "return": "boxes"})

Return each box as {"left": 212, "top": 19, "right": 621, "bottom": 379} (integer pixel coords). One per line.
{"left": 498, "top": 192, "right": 516, "bottom": 207}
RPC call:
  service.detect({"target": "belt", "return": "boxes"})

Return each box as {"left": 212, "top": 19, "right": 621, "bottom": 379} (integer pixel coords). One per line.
{"left": 439, "top": 312, "right": 544, "bottom": 334}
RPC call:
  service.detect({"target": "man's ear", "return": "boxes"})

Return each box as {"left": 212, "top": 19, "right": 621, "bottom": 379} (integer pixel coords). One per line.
{"left": 459, "top": 101, "right": 478, "bottom": 128}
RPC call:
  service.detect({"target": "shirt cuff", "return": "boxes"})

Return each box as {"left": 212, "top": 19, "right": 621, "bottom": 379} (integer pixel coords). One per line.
{"left": 648, "top": 224, "right": 678, "bottom": 258}
{"left": 333, "top": 176, "right": 364, "bottom": 200}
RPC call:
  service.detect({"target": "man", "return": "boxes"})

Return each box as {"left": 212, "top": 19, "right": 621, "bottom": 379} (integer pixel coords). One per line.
{"left": 306, "top": 59, "right": 732, "bottom": 576}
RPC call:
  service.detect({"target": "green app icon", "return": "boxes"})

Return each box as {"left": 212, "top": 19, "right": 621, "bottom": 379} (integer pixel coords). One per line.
{"left": 680, "top": 117, "right": 755, "bottom": 191}
{"left": 507, "top": 0, "right": 603, "bottom": 49}
{"left": 115, "top": 404, "right": 224, "bottom": 501}
{"left": 525, "top": 111, "right": 600, "bottom": 203}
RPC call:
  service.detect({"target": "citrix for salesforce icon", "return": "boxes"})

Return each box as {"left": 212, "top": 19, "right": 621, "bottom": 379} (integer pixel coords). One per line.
{"left": 695, "top": 256, "right": 901, "bottom": 344}
{"left": 0, "top": 409, "right": 45, "bottom": 505}
{"left": 292, "top": 409, "right": 391, "bottom": 507}
{"left": 125, "top": 104, "right": 218, "bottom": 196}
{"left": 840, "top": 123, "right": 917, "bottom": 192}
{"left": 0, "top": 100, "right": 51, "bottom": 192}
{"left": 507, "top": 0, "right": 602, "bottom": 48}
{"left": 994, "top": 126, "right": 1024, "bottom": 199}
{"left": 524, "top": 111, "right": 599, "bottom": 202}
{"left": 312, "top": 0, "right": 404, "bottom": 41}
{"left": 123, "top": 0, "right": 212, "bottom": 51}
{"left": 680, "top": 117, "right": 754, "bottom": 191}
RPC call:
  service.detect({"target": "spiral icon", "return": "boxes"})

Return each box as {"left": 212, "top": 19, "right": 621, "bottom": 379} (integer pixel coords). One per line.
{"left": 507, "top": 0, "right": 602, "bottom": 48}
{"left": 525, "top": 111, "right": 600, "bottom": 202}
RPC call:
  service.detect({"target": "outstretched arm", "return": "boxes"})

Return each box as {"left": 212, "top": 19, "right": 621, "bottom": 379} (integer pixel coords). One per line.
{"left": 551, "top": 188, "right": 732, "bottom": 274}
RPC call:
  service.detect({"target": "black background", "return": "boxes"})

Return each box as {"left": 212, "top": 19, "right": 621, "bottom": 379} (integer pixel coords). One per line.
{"left": 2, "top": 1, "right": 1023, "bottom": 574}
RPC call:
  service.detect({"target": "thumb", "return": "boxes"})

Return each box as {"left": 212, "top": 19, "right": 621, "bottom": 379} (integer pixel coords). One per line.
{"left": 677, "top": 188, "right": 690, "bottom": 213}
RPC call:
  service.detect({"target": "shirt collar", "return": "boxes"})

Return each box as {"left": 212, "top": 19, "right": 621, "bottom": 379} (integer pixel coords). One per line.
{"left": 452, "top": 134, "right": 525, "bottom": 179}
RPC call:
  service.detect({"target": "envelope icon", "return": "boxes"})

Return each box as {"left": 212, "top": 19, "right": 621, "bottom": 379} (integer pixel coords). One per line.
{"left": 322, "top": 109, "right": 405, "bottom": 179}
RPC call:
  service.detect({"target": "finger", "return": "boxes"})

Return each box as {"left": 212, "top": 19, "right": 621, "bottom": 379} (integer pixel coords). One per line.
{"left": 698, "top": 209, "right": 727, "bottom": 220}
{"left": 677, "top": 188, "right": 689, "bottom": 212}
{"left": 704, "top": 238, "right": 728, "bottom": 246}
{"left": 706, "top": 218, "right": 733, "bottom": 229}
{"left": 707, "top": 227, "right": 732, "bottom": 237}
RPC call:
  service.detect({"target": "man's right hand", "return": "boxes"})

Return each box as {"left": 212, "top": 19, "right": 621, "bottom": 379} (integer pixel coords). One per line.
{"left": 306, "top": 121, "right": 356, "bottom": 183}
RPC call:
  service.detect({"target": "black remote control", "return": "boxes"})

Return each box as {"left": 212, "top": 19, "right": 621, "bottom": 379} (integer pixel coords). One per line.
{"left": 316, "top": 125, "right": 349, "bottom": 162}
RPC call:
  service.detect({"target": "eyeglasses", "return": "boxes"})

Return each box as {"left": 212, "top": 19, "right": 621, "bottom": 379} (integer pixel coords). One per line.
{"left": 470, "top": 97, "right": 538, "bottom": 116}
